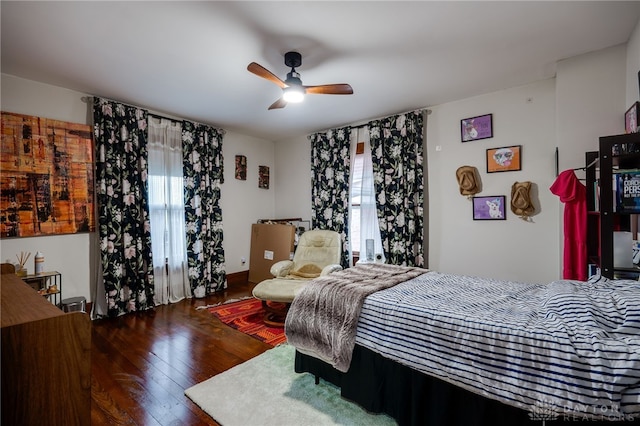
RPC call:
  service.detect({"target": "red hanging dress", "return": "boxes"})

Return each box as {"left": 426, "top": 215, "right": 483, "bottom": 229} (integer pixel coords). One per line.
{"left": 550, "top": 169, "right": 587, "bottom": 281}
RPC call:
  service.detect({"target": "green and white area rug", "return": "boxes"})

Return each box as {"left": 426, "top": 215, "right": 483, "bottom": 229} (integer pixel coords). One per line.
{"left": 185, "top": 344, "right": 396, "bottom": 426}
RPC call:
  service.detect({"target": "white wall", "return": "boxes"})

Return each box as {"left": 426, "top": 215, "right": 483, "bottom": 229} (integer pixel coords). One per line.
{"left": 427, "top": 79, "right": 558, "bottom": 283}
{"left": 626, "top": 21, "right": 640, "bottom": 107}
{"left": 556, "top": 44, "right": 627, "bottom": 173}
{"left": 220, "top": 132, "right": 275, "bottom": 271}
{"left": 0, "top": 74, "right": 274, "bottom": 303}
{"left": 273, "top": 135, "right": 312, "bottom": 222}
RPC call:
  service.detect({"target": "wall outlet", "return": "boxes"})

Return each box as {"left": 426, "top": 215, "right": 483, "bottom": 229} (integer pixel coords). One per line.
{"left": 241, "top": 257, "right": 246, "bottom": 265}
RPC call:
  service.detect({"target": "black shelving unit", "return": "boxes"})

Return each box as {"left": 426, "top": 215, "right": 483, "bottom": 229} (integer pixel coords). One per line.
{"left": 22, "top": 270, "right": 62, "bottom": 307}
{"left": 585, "top": 150, "right": 600, "bottom": 274}
{"left": 596, "top": 132, "right": 640, "bottom": 278}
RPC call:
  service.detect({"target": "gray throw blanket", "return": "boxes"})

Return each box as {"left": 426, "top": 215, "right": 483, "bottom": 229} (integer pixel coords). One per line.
{"left": 284, "top": 263, "right": 428, "bottom": 372}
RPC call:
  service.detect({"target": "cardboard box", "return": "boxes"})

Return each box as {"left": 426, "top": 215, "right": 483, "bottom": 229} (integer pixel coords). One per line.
{"left": 248, "top": 223, "right": 296, "bottom": 283}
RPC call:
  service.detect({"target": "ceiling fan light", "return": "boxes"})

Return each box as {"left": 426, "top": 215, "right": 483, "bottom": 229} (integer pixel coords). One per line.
{"left": 283, "top": 86, "right": 304, "bottom": 103}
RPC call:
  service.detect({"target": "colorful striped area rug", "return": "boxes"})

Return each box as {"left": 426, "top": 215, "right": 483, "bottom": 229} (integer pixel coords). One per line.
{"left": 207, "top": 298, "right": 287, "bottom": 346}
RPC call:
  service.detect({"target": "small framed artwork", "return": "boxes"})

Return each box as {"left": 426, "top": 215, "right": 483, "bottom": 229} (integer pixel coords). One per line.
{"left": 461, "top": 113, "right": 493, "bottom": 142}
{"left": 235, "top": 155, "right": 247, "bottom": 180}
{"left": 258, "top": 165, "right": 269, "bottom": 189}
{"left": 486, "top": 145, "right": 522, "bottom": 173}
{"left": 625, "top": 102, "right": 639, "bottom": 134}
{"left": 472, "top": 196, "right": 507, "bottom": 220}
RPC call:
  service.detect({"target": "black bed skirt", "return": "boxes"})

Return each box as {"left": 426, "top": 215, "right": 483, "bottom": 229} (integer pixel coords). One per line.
{"left": 295, "top": 345, "right": 639, "bottom": 426}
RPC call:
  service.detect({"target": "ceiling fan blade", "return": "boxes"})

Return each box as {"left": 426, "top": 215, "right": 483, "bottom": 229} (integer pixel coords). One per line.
{"left": 304, "top": 84, "right": 353, "bottom": 95}
{"left": 268, "top": 97, "right": 288, "bottom": 110}
{"left": 247, "top": 62, "right": 287, "bottom": 89}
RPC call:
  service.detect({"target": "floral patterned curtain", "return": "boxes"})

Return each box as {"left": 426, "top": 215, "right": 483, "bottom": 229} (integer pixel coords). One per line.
{"left": 369, "top": 110, "right": 425, "bottom": 266}
{"left": 182, "top": 121, "right": 226, "bottom": 296}
{"left": 310, "top": 126, "right": 351, "bottom": 269}
{"left": 93, "top": 97, "right": 155, "bottom": 317}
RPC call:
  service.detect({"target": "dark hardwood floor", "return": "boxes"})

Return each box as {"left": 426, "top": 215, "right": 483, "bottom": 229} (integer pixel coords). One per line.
{"left": 91, "top": 281, "right": 271, "bottom": 425}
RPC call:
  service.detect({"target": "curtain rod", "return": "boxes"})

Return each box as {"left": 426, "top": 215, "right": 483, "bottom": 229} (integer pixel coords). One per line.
{"left": 351, "top": 107, "right": 433, "bottom": 130}
{"left": 317, "top": 107, "right": 432, "bottom": 133}
{"left": 84, "top": 95, "right": 181, "bottom": 121}
{"left": 84, "top": 96, "right": 225, "bottom": 132}
{"left": 357, "top": 107, "right": 432, "bottom": 128}
{"left": 149, "top": 112, "right": 185, "bottom": 122}
{"left": 362, "top": 107, "right": 432, "bottom": 124}
{"left": 83, "top": 95, "right": 154, "bottom": 113}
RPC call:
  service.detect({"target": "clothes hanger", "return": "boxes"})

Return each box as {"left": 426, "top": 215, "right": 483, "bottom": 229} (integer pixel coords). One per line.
{"left": 572, "top": 157, "right": 599, "bottom": 172}
{"left": 555, "top": 147, "right": 598, "bottom": 178}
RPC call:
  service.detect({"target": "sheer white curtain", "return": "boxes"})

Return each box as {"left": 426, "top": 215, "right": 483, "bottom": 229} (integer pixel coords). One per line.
{"left": 147, "top": 117, "right": 190, "bottom": 305}
{"left": 350, "top": 127, "right": 385, "bottom": 264}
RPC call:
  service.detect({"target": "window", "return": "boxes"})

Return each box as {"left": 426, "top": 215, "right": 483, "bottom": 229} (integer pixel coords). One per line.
{"left": 350, "top": 142, "right": 364, "bottom": 256}
{"left": 349, "top": 131, "right": 386, "bottom": 265}
{"left": 148, "top": 174, "right": 187, "bottom": 268}
{"left": 147, "top": 117, "right": 190, "bottom": 305}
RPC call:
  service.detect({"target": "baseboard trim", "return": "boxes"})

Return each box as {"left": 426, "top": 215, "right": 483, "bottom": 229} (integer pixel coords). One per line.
{"left": 86, "top": 272, "right": 249, "bottom": 314}
{"left": 227, "top": 270, "right": 249, "bottom": 286}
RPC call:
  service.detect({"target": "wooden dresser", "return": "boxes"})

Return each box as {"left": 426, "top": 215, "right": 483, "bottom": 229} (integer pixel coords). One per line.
{"left": 1, "top": 272, "right": 91, "bottom": 425}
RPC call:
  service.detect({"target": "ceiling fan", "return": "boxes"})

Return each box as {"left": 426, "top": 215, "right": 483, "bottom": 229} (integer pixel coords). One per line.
{"left": 247, "top": 51, "right": 353, "bottom": 110}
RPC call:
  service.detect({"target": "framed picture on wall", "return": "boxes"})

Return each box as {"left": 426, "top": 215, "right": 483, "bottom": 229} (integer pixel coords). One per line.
{"left": 258, "top": 165, "right": 269, "bottom": 189}
{"left": 461, "top": 113, "right": 493, "bottom": 142}
{"left": 625, "top": 102, "right": 639, "bottom": 134}
{"left": 486, "top": 145, "right": 522, "bottom": 173}
{"left": 235, "top": 155, "right": 247, "bottom": 180}
{"left": 472, "top": 195, "right": 507, "bottom": 220}
{"left": 0, "top": 111, "right": 95, "bottom": 238}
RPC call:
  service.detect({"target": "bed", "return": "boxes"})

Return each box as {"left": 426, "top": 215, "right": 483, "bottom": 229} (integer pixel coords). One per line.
{"left": 284, "top": 263, "right": 640, "bottom": 426}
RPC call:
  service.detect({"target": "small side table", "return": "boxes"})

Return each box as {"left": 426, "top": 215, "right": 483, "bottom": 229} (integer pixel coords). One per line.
{"left": 22, "top": 271, "right": 62, "bottom": 308}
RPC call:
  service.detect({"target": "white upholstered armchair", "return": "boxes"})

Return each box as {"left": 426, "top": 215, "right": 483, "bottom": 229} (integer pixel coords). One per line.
{"left": 252, "top": 229, "right": 342, "bottom": 326}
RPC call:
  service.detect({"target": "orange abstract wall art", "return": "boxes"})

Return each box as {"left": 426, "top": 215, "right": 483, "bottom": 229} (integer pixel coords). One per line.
{"left": 0, "top": 112, "right": 95, "bottom": 238}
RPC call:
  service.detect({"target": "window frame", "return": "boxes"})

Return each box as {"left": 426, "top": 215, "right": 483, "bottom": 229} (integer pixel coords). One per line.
{"left": 350, "top": 142, "right": 365, "bottom": 262}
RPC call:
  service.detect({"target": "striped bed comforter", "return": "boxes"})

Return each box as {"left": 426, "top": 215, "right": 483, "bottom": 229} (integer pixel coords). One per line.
{"left": 354, "top": 271, "right": 640, "bottom": 420}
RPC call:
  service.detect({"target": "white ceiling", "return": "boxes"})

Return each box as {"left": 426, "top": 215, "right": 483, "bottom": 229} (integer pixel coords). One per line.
{"left": 2, "top": 1, "right": 639, "bottom": 141}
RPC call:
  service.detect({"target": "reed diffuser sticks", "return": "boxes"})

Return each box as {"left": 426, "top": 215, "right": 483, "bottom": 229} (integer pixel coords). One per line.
{"left": 16, "top": 251, "right": 31, "bottom": 272}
